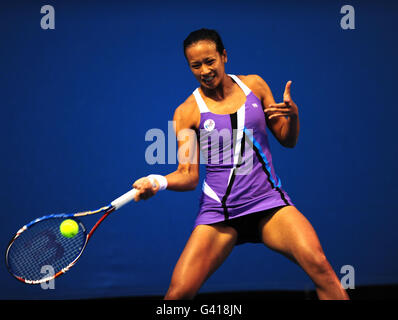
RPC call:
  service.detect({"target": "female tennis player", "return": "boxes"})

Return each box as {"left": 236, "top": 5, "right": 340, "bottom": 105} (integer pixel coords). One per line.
{"left": 132, "top": 29, "right": 349, "bottom": 300}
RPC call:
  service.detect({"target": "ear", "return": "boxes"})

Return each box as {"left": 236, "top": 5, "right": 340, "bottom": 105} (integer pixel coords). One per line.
{"left": 222, "top": 49, "right": 228, "bottom": 63}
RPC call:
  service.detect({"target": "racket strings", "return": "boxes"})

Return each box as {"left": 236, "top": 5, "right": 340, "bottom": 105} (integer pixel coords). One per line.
{"left": 7, "top": 218, "right": 86, "bottom": 282}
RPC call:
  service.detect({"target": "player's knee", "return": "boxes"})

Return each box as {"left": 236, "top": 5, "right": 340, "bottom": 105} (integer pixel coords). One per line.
{"left": 298, "top": 247, "right": 331, "bottom": 276}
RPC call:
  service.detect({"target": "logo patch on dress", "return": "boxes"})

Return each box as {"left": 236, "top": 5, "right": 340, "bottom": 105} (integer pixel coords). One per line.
{"left": 203, "top": 119, "right": 215, "bottom": 132}
{"left": 252, "top": 103, "right": 258, "bottom": 108}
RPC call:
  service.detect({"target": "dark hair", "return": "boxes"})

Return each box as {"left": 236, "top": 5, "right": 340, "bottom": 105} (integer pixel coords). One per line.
{"left": 183, "top": 28, "right": 225, "bottom": 59}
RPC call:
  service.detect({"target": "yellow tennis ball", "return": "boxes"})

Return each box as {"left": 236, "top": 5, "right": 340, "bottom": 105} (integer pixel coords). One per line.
{"left": 60, "top": 219, "right": 79, "bottom": 238}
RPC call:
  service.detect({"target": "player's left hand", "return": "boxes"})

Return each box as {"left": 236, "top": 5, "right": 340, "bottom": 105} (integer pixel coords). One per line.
{"left": 264, "top": 81, "right": 298, "bottom": 120}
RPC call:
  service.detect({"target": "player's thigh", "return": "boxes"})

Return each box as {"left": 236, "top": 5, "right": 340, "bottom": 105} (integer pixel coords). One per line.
{"left": 259, "top": 205, "right": 324, "bottom": 263}
{"left": 169, "top": 223, "right": 237, "bottom": 288}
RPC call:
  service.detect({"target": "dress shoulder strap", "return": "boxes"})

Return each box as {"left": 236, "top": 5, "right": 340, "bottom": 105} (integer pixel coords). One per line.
{"left": 228, "top": 74, "right": 251, "bottom": 96}
{"left": 193, "top": 88, "right": 210, "bottom": 113}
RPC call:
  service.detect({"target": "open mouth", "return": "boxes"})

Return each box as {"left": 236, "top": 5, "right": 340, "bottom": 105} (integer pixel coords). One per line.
{"left": 202, "top": 75, "right": 215, "bottom": 84}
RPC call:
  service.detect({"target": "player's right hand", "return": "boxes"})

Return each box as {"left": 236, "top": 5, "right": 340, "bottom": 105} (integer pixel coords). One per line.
{"left": 132, "top": 177, "right": 159, "bottom": 202}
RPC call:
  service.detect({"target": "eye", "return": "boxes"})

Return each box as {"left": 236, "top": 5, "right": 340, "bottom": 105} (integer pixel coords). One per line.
{"left": 191, "top": 64, "right": 201, "bottom": 69}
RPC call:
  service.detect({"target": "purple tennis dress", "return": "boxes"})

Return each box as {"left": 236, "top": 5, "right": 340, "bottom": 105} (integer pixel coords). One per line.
{"left": 193, "top": 74, "right": 294, "bottom": 228}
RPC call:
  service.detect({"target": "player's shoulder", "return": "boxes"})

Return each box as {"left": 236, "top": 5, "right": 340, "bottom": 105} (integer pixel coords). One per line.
{"left": 173, "top": 93, "right": 200, "bottom": 128}
{"left": 175, "top": 94, "right": 197, "bottom": 115}
{"left": 237, "top": 74, "right": 270, "bottom": 98}
{"left": 237, "top": 74, "right": 268, "bottom": 88}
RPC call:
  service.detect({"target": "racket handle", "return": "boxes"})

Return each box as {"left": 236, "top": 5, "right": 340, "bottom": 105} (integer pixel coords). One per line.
{"left": 111, "top": 188, "right": 137, "bottom": 210}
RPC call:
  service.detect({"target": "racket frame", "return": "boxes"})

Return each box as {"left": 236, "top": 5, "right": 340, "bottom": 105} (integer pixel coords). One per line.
{"left": 6, "top": 188, "right": 137, "bottom": 284}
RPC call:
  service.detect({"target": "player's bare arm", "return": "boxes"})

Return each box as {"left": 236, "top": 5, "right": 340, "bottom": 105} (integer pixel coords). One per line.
{"left": 133, "top": 96, "right": 200, "bottom": 200}
{"left": 164, "top": 97, "right": 200, "bottom": 191}
{"left": 245, "top": 74, "right": 300, "bottom": 148}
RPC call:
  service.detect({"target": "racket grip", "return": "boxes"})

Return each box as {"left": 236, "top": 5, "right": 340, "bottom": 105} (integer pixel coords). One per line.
{"left": 111, "top": 188, "right": 137, "bottom": 210}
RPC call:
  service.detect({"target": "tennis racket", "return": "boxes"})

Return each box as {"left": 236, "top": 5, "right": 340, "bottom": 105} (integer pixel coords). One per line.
{"left": 5, "top": 187, "right": 139, "bottom": 285}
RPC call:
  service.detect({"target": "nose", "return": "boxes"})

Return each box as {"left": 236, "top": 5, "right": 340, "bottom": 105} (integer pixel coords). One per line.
{"left": 200, "top": 65, "right": 211, "bottom": 76}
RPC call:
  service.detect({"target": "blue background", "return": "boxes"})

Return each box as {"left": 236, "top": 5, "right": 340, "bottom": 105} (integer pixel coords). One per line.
{"left": 1, "top": 0, "right": 397, "bottom": 299}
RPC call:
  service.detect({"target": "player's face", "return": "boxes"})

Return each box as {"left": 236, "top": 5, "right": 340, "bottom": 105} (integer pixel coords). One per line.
{"left": 185, "top": 40, "right": 227, "bottom": 89}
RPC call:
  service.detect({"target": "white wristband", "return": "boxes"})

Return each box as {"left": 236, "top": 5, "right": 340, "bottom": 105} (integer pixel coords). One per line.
{"left": 147, "top": 174, "right": 168, "bottom": 191}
